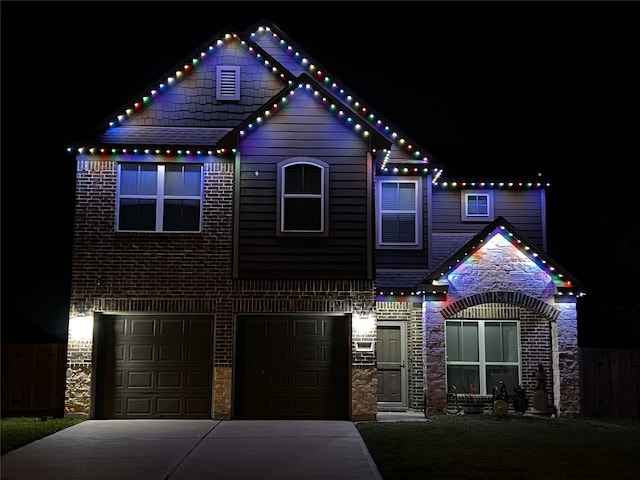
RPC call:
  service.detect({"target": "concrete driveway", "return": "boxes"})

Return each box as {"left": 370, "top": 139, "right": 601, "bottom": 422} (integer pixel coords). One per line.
{"left": 0, "top": 419, "right": 386, "bottom": 480}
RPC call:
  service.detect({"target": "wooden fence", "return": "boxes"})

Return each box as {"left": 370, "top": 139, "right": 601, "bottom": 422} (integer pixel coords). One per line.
{"left": 580, "top": 347, "right": 640, "bottom": 420}
{"left": 1, "top": 343, "right": 67, "bottom": 418}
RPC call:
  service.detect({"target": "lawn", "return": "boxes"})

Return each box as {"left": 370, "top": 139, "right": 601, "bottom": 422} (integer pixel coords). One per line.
{"left": 356, "top": 414, "right": 640, "bottom": 480}
{"left": 1, "top": 417, "right": 85, "bottom": 455}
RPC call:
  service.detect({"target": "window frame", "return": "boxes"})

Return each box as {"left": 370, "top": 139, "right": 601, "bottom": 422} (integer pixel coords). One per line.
{"left": 116, "top": 162, "right": 203, "bottom": 233}
{"left": 445, "top": 319, "right": 521, "bottom": 396}
{"left": 461, "top": 189, "right": 494, "bottom": 222}
{"left": 276, "top": 157, "right": 329, "bottom": 237}
{"left": 376, "top": 177, "right": 422, "bottom": 249}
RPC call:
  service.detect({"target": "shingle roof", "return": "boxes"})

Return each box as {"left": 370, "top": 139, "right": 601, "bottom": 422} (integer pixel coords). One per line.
{"left": 96, "top": 126, "right": 232, "bottom": 147}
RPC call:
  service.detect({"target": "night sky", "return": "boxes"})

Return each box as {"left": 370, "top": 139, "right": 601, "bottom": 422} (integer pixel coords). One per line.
{"left": 2, "top": 1, "right": 638, "bottom": 346}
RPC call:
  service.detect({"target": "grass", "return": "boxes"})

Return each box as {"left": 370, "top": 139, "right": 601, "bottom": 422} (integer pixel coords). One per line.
{"left": 356, "top": 414, "right": 640, "bottom": 480}
{"left": 1, "top": 417, "right": 85, "bottom": 456}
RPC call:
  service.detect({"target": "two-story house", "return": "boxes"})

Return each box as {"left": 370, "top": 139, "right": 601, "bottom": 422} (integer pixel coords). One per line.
{"left": 64, "top": 20, "right": 585, "bottom": 421}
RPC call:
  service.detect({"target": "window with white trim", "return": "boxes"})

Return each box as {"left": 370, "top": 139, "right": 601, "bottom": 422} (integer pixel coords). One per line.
{"left": 216, "top": 66, "right": 240, "bottom": 101}
{"left": 445, "top": 320, "right": 520, "bottom": 395}
{"left": 277, "top": 158, "right": 328, "bottom": 235}
{"left": 461, "top": 190, "right": 494, "bottom": 221}
{"left": 376, "top": 178, "right": 422, "bottom": 248}
{"left": 117, "top": 163, "right": 203, "bottom": 232}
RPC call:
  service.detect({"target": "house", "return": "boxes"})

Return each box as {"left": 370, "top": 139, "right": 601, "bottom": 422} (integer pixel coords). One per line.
{"left": 64, "top": 20, "right": 585, "bottom": 421}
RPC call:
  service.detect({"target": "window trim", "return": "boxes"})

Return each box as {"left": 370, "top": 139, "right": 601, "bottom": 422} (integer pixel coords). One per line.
{"left": 116, "top": 162, "right": 203, "bottom": 233}
{"left": 461, "top": 189, "right": 494, "bottom": 222}
{"left": 376, "top": 177, "right": 422, "bottom": 249}
{"left": 276, "top": 157, "right": 329, "bottom": 237}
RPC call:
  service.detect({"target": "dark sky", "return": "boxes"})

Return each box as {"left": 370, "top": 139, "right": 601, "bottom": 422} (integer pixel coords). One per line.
{"left": 2, "top": 1, "right": 639, "bottom": 344}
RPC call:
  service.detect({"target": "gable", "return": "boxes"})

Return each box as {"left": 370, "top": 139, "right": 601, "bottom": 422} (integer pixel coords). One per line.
{"left": 444, "top": 233, "right": 555, "bottom": 298}
{"left": 419, "top": 217, "right": 586, "bottom": 299}
{"left": 237, "top": 83, "right": 374, "bottom": 154}
{"left": 123, "top": 40, "right": 286, "bottom": 129}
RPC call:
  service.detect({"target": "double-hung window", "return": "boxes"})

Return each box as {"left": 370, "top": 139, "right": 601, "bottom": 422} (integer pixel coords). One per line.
{"left": 277, "top": 158, "right": 328, "bottom": 235}
{"left": 461, "top": 190, "right": 494, "bottom": 221}
{"left": 117, "top": 163, "right": 203, "bottom": 232}
{"left": 376, "top": 178, "right": 421, "bottom": 248}
{"left": 445, "top": 320, "right": 520, "bottom": 395}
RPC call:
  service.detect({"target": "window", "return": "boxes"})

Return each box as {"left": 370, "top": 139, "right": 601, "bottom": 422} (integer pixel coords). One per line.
{"left": 216, "top": 66, "right": 240, "bottom": 101}
{"left": 376, "top": 178, "right": 421, "bottom": 248}
{"left": 445, "top": 320, "right": 520, "bottom": 395}
{"left": 277, "top": 158, "right": 328, "bottom": 235}
{"left": 461, "top": 190, "right": 494, "bottom": 221}
{"left": 117, "top": 163, "right": 203, "bottom": 232}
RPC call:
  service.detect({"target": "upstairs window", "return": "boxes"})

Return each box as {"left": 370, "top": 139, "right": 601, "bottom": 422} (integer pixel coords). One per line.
{"left": 376, "top": 178, "right": 422, "bottom": 248}
{"left": 216, "top": 66, "right": 240, "bottom": 101}
{"left": 117, "top": 163, "right": 203, "bottom": 232}
{"left": 462, "top": 190, "right": 494, "bottom": 221}
{"left": 277, "top": 158, "right": 328, "bottom": 236}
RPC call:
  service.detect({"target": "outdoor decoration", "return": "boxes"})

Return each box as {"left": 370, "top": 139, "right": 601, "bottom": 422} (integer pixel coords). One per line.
{"left": 492, "top": 380, "right": 509, "bottom": 416}
{"left": 532, "top": 363, "right": 548, "bottom": 412}
{"left": 512, "top": 384, "right": 529, "bottom": 415}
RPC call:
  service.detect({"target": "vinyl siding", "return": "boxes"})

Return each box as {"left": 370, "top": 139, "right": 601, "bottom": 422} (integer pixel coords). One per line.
{"left": 235, "top": 89, "right": 371, "bottom": 279}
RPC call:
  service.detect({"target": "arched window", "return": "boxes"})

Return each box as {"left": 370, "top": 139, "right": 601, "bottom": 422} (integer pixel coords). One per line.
{"left": 277, "top": 158, "right": 328, "bottom": 236}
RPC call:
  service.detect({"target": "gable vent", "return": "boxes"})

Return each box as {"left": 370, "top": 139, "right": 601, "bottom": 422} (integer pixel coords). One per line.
{"left": 216, "top": 66, "right": 240, "bottom": 101}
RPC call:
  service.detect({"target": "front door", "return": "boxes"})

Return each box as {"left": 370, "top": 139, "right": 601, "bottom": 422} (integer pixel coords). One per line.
{"left": 376, "top": 321, "right": 407, "bottom": 410}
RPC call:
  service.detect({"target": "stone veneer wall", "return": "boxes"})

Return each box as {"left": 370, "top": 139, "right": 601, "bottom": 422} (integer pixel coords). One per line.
{"left": 552, "top": 302, "right": 581, "bottom": 417}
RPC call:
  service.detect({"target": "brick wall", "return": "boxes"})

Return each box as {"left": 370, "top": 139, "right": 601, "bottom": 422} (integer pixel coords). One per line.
{"left": 67, "top": 157, "right": 377, "bottom": 419}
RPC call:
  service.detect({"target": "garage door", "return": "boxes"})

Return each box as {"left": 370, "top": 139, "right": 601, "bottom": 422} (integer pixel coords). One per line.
{"left": 234, "top": 314, "right": 349, "bottom": 420}
{"left": 97, "top": 314, "right": 213, "bottom": 419}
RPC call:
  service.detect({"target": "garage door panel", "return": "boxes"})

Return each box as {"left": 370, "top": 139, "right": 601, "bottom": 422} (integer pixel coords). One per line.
{"left": 294, "top": 345, "right": 319, "bottom": 361}
{"left": 157, "top": 398, "right": 181, "bottom": 415}
{"left": 128, "top": 371, "right": 154, "bottom": 388}
{"left": 159, "top": 319, "right": 184, "bottom": 335}
{"left": 265, "top": 319, "right": 289, "bottom": 336}
{"left": 159, "top": 345, "right": 183, "bottom": 361}
{"left": 188, "top": 344, "right": 212, "bottom": 361}
{"left": 294, "top": 319, "right": 319, "bottom": 336}
{"left": 127, "top": 397, "right": 153, "bottom": 415}
{"left": 114, "top": 344, "right": 125, "bottom": 361}
{"left": 185, "top": 398, "right": 210, "bottom": 415}
{"left": 266, "top": 344, "right": 291, "bottom": 362}
{"left": 113, "top": 371, "right": 124, "bottom": 388}
{"left": 102, "top": 315, "right": 213, "bottom": 419}
{"left": 130, "top": 318, "right": 156, "bottom": 336}
{"left": 189, "top": 319, "right": 213, "bottom": 336}
{"left": 157, "top": 371, "right": 182, "bottom": 388}
{"left": 113, "top": 319, "right": 126, "bottom": 335}
{"left": 294, "top": 371, "right": 319, "bottom": 387}
{"left": 186, "top": 370, "right": 211, "bottom": 388}
{"left": 269, "top": 370, "right": 291, "bottom": 387}
{"left": 129, "top": 344, "right": 154, "bottom": 361}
